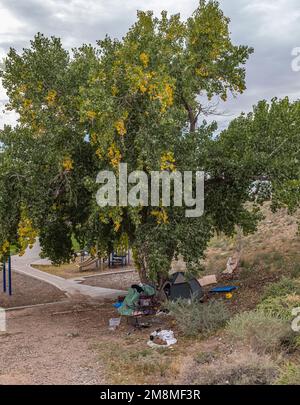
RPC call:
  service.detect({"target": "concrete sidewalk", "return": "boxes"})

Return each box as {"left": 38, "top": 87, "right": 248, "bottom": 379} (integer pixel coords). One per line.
{"left": 11, "top": 241, "right": 127, "bottom": 300}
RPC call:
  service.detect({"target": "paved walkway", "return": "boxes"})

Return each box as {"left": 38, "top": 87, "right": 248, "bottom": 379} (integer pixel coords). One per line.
{"left": 11, "top": 241, "right": 127, "bottom": 300}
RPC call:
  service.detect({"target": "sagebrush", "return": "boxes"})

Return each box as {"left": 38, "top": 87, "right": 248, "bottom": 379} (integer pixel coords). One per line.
{"left": 185, "top": 351, "right": 278, "bottom": 385}
{"left": 165, "top": 298, "right": 230, "bottom": 337}
{"left": 226, "top": 310, "right": 293, "bottom": 353}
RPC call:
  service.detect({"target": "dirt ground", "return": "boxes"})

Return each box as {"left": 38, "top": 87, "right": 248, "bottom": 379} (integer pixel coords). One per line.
{"left": 0, "top": 299, "right": 178, "bottom": 385}
{"left": 32, "top": 262, "right": 134, "bottom": 279}
{"left": 80, "top": 270, "right": 140, "bottom": 290}
{"left": 1, "top": 203, "right": 300, "bottom": 385}
{"left": 0, "top": 272, "right": 67, "bottom": 309}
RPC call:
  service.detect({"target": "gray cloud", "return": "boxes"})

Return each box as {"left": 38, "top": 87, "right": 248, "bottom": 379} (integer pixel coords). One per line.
{"left": 0, "top": 0, "right": 300, "bottom": 130}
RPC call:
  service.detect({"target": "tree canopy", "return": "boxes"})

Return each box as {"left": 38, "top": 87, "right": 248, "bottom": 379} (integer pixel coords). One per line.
{"left": 0, "top": 0, "right": 298, "bottom": 284}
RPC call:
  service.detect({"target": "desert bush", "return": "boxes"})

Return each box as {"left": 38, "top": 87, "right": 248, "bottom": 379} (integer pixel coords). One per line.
{"left": 275, "top": 362, "right": 300, "bottom": 385}
{"left": 98, "top": 342, "right": 174, "bottom": 383}
{"left": 262, "top": 277, "right": 300, "bottom": 301}
{"left": 185, "top": 351, "right": 278, "bottom": 385}
{"left": 194, "top": 351, "right": 216, "bottom": 365}
{"left": 290, "top": 263, "right": 300, "bottom": 279}
{"left": 226, "top": 310, "right": 293, "bottom": 353}
{"left": 165, "top": 298, "right": 230, "bottom": 337}
{"left": 257, "top": 294, "right": 300, "bottom": 320}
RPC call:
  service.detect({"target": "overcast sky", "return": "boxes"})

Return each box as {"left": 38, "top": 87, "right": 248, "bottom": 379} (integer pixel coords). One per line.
{"left": 0, "top": 0, "right": 300, "bottom": 130}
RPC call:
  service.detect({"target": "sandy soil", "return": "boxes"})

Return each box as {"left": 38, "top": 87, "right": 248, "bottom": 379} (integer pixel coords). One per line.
{"left": 32, "top": 262, "right": 134, "bottom": 279}
{"left": 0, "top": 299, "right": 174, "bottom": 385}
{"left": 0, "top": 301, "right": 111, "bottom": 384}
{"left": 0, "top": 272, "right": 67, "bottom": 309}
{"left": 80, "top": 270, "right": 140, "bottom": 291}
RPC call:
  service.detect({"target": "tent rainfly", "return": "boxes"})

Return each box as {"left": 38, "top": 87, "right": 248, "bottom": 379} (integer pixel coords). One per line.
{"left": 162, "top": 272, "right": 204, "bottom": 301}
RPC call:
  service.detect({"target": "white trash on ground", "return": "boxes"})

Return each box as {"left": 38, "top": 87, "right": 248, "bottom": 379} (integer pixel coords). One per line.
{"left": 109, "top": 317, "right": 121, "bottom": 330}
{"left": 147, "top": 329, "right": 177, "bottom": 348}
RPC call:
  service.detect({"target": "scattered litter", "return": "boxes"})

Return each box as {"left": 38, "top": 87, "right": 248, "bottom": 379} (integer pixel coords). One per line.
{"left": 118, "top": 284, "right": 156, "bottom": 316}
{"left": 113, "top": 301, "right": 123, "bottom": 309}
{"left": 109, "top": 317, "right": 121, "bottom": 330}
{"left": 223, "top": 255, "right": 239, "bottom": 274}
{"left": 210, "top": 286, "right": 237, "bottom": 293}
{"left": 147, "top": 329, "right": 177, "bottom": 348}
{"left": 198, "top": 274, "right": 217, "bottom": 287}
{"left": 66, "top": 332, "right": 79, "bottom": 338}
{"left": 225, "top": 293, "right": 233, "bottom": 299}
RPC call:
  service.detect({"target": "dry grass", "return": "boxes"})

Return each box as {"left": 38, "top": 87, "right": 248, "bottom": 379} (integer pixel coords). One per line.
{"left": 31, "top": 262, "right": 133, "bottom": 279}
{"left": 183, "top": 350, "right": 278, "bottom": 385}
{"left": 205, "top": 202, "right": 300, "bottom": 277}
{"left": 97, "top": 338, "right": 184, "bottom": 384}
{"left": 226, "top": 310, "right": 294, "bottom": 354}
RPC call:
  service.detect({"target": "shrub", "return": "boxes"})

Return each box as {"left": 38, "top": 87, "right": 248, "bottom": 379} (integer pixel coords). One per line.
{"left": 262, "top": 277, "right": 300, "bottom": 301}
{"left": 257, "top": 294, "right": 300, "bottom": 321}
{"left": 289, "top": 263, "right": 300, "bottom": 279}
{"left": 185, "top": 351, "right": 278, "bottom": 385}
{"left": 165, "top": 298, "right": 230, "bottom": 337}
{"left": 275, "top": 362, "right": 300, "bottom": 385}
{"left": 194, "top": 351, "right": 216, "bottom": 365}
{"left": 226, "top": 310, "right": 293, "bottom": 354}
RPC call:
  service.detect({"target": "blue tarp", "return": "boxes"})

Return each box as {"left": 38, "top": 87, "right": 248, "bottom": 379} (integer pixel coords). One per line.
{"left": 210, "top": 286, "right": 237, "bottom": 293}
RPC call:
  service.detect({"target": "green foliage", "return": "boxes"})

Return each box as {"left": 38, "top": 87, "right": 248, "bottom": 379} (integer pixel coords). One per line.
{"left": 257, "top": 295, "right": 300, "bottom": 321}
{"left": 262, "top": 277, "right": 300, "bottom": 301}
{"left": 0, "top": 1, "right": 255, "bottom": 276}
{"left": 226, "top": 310, "right": 293, "bottom": 354}
{"left": 290, "top": 263, "right": 300, "bottom": 279}
{"left": 275, "top": 363, "right": 300, "bottom": 385}
{"left": 219, "top": 97, "right": 300, "bottom": 215}
{"left": 166, "top": 297, "right": 230, "bottom": 337}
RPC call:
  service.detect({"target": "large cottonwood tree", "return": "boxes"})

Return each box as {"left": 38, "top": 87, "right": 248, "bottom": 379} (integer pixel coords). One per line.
{"left": 2, "top": 1, "right": 292, "bottom": 284}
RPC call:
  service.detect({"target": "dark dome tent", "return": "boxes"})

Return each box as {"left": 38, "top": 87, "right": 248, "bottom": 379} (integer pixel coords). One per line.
{"left": 162, "top": 272, "right": 204, "bottom": 301}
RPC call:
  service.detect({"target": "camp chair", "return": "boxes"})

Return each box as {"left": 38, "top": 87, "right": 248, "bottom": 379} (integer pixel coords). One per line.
{"left": 108, "top": 251, "right": 130, "bottom": 268}
{"left": 127, "top": 289, "right": 159, "bottom": 329}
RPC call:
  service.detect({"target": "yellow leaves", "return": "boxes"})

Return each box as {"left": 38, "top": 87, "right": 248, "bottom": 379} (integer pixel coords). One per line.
{"left": 115, "top": 118, "right": 127, "bottom": 136}
{"left": 90, "top": 131, "right": 98, "bottom": 145}
{"left": 115, "top": 111, "right": 128, "bottom": 136}
{"left": 160, "top": 151, "right": 176, "bottom": 171}
{"left": 86, "top": 110, "right": 97, "bottom": 121}
{"left": 111, "top": 85, "right": 118, "bottom": 96}
{"left": 19, "top": 84, "right": 27, "bottom": 94}
{"left": 90, "top": 246, "right": 97, "bottom": 257}
{"left": 17, "top": 211, "right": 38, "bottom": 256}
{"left": 95, "top": 147, "right": 104, "bottom": 159}
{"left": 151, "top": 82, "right": 174, "bottom": 113}
{"left": 23, "top": 98, "right": 32, "bottom": 109}
{"left": 62, "top": 157, "right": 74, "bottom": 171}
{"left": 114, "top": 232, "right": 129, "bottom": 252}
{"left": 164, "top": 83, "right": 174, "bottom": 107}
{"left": 114, "top": 221, "right": 121, "bottom": 232}
{"left": 108, "top": 142, "right": 122, "bottom": 168}
{"left": 37, "top": 81, "right": 43, "bottom": 92}
{"left": 99, "top": 211, "right": 109, "bottom": 224}
{"left": 139, "top": 83, "right": 147, "bottom": 93}
{"left": 45, "top": 90, "right": 57, "bottom": 106}
{"left": 195, "top": 66, "right": 209, "bottom": 77}
{"left": 151, "top": 208, "right": 169, "bottom": 224}
{"left": 139, "top": 52, "right": 149, "bottom": 67}
{"left": 0, "top": 240, "right": 10, "bottom": 255}
{"left": 104, "top": 207, "right": 123, "bottom": 232}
